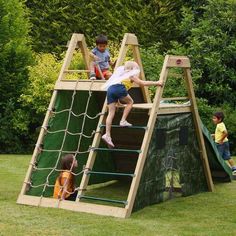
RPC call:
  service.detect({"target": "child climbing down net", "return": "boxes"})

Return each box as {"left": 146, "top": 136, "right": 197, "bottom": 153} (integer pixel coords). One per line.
{"left": 53, "top": 154, "right": 78, "bottom": 201}
{"left": 101, "top": 61, "right": 163, "bottom": 148}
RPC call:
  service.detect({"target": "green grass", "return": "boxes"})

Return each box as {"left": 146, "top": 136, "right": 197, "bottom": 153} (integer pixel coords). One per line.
{"left": 0, "top": 155, "right": 236, "bottom": 236}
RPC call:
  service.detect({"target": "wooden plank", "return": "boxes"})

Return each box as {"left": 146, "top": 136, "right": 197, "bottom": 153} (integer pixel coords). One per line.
{"left": 17, "top": 195, "right": 127, "bottom": 218}
{"left": 115, "top": 33, "right": 129, "bottom": 67}
{"left": 125, "top": 34, "right": 139, "bottom": 46}
{"left": 167, "top": 56, "right": 191, "bottom": 68}
{"left": 158, "top": 106, "right": 191, "bottom": 115}
{"left": 54, "top": 80, "right": 105, "bottom": 91}
{"left": 54, "top": 80, "right": 141, "bottom": 91}
{"left": 183, "top": 68, "right": 214, "bottom": 191}
{"left": 116, "top": 103, "right": 191, "bottom": 114}
{"left": 132, "top": 42, "right": 151, "bottom": 103}
{"left": 161, "top": 97, "right": 189, "bottom": 101}
{"left": 77, "top": 34, "right": 90, "bottom": 71}
{"left": 19, "top": 90, "right": 58, "bottom": 196}
{"left": 124, "top": 55, "right": 170, "bottom": 218}
{"left": 64, "top": 70, "right": 90, "bottom": 73}
{"left": 57, "top": 34, "right": 80, "bottom": 81}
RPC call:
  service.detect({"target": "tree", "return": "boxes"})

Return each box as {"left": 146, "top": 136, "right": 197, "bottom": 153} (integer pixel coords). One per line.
{"left": 26, "top": 0, "right": 190, "bottom": 54}
{"left": 170, "top": 0, "right": 236, "bottom": 106}
{"left": 0, "top": 0, "right": 33, "bottom": 153}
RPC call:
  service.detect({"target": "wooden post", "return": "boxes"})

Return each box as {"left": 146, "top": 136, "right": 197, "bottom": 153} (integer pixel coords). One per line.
{"left": 183, "top": 68, "right": 214, "bottom": 191}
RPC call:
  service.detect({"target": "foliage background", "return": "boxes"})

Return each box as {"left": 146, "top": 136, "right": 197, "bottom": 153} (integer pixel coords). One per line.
{"left": 0, "top": 0, "right": 235, "bottom": 154}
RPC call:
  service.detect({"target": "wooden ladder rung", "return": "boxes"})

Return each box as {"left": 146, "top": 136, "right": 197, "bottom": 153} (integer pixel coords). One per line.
{"left": 116, "top": 103, "right": 153, "bottom": 109}
{"left": 64, "top": 69, "right": 90, "bottom": 73}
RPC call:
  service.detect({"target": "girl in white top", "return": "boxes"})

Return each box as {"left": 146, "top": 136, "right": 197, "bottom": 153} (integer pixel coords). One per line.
{"left": 102, "top": 61, "right": 163, "bottom": 148}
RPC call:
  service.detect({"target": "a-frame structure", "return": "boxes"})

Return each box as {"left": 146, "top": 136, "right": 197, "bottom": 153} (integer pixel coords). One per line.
{"left": 17, "top": 33, "right": 214, "bottom": 218}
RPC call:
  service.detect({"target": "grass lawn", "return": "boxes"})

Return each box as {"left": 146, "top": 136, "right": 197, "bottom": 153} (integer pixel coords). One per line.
{"left": 0, "top": 155, "right": 236, "bottom": 236}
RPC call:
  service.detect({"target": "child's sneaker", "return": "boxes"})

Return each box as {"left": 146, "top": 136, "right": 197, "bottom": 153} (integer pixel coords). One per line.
{"left": 102, "top": 134, "right": 115, "bottom": 148}
{"left": 120, "top": 120, "right": 132, "bottom": 127}
{"left": 89, "top": 72, "right": 96, "bottom": 80}
{"left": 232, "top": 167, "right": 236, "bottom": 174}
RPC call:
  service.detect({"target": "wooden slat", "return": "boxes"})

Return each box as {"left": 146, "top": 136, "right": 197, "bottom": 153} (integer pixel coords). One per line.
{"left": 116, "top": 103, "right": 191, "bottom": 114}
{"left": 115, "top": 33, "right": 129, "bottom": 67}
{"left": 125, "top": 34, "right": 139, "bottom": 46}
{"left": 132, "top": 41, "right": 151, "bottom": 103}
{"left": 19, "top": 91, "right": 58, "bottom": 195}
{"left": 183, "top": 68, "right": 214, "bottom": 191}
{"left": 54, "top": 80, "right": 141, "bottom": 91}
{"left": 167, "top": 56, "right": 191, "bottom": 68}
{"left": 124, "top": 55, "right": 170, "bottom": 218}
{"left": 17, "top": 195, "right": 127, "bottom": 218}
{"left": 54, "top": 80, "right": 105, "bottom": 91}
{"left": 158, "top": 106, "right": 191, "bottom": 115}
{"left": 64, "top": 70, "right": 90, "bottom": 73}
{"left": 161, "top": 97, "right": 189, "bottom": 101}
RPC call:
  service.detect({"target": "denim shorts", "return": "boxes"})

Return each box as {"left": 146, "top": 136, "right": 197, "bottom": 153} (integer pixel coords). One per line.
{"left": 107, "top": 84, "right": 128, "bottom": 104}
{"left": 216, "top": 141, "right": 231, "bottom": 160}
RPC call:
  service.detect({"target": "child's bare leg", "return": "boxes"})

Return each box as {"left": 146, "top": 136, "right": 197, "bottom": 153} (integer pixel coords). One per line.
{"left": 119, "top": 95, "right": 133, "bottom": 123}
{"left": 228, "top": 158, "right": 235, "bottom": 168}
{"left": 104, "top": 71, "right": 112, "bottom": 80}
{"left": 89, "top": 61, "right": 96, "bottom": 79}
{"left": 106, "top": 102, "right": 116, "bottom": 137}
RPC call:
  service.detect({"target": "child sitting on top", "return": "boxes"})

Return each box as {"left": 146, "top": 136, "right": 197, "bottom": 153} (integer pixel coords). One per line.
{"left": 53, "top": 154, "right": 78, "bottom": 201}
{"left": 212, "top": 111, "right": 236, "bottom": 174}
{"left": 89, "top": 34, "right": 113, "bottom": 80}
{"left": 101, "top": 61, "right": 163, "bottom": 148}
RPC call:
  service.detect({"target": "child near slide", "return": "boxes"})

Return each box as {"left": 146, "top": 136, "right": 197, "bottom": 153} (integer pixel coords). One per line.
{"left": 101, "top": 61, "right": 163, "bottom": 148}
{"left": 212, "top": 111, "right": 236, "bottom": 174}
{"left": 89, "top": 34, "right": 113, "bottom": 80}
{"left": 53, "top": 154, "right": 78, "bottom": 200}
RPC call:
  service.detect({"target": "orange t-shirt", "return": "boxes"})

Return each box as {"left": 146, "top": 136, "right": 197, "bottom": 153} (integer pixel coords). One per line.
{"left": 53, "top": 171, "right": 74, "bottom": 199}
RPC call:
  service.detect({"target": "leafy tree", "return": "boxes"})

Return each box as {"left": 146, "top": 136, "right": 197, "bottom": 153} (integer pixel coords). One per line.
{"left": 25, "top": 0, "right": 190, "bottom": 54}
{"left": 0, "top": 0, "right": 33, "bottom": 153}
{"left": 169, "top": 0, "right": 236, "bottom": 105}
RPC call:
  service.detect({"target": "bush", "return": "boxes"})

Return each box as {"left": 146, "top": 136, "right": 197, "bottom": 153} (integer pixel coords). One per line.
{"left": 0, "top": 0, "right": 33, "bottom": 153}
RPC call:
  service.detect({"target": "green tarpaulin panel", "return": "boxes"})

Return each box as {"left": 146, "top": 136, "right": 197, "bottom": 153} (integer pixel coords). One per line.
{"left": 133, "top": 113, "right": 232, "bottom": 212}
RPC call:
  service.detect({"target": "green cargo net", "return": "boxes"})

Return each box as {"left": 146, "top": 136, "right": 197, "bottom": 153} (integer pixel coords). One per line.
{"left": 27, "top": 80, "right": 116, "bottom": 198}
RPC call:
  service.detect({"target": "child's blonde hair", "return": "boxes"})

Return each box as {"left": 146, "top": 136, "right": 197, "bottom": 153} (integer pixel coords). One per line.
{"left": 124, "top": 61, "right": 140, "bottom": 71}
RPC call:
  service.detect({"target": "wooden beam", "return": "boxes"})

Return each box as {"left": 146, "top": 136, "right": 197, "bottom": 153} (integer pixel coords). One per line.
{"left": 167, "top": 56, "right": 191, "bottom": 68}
{"left": 17, "top": 195, "right": 127, "bottom": 218}
{"left": 132, "top": 41, "right": 151, "bottom": 103}
{"left": 125, "top": 33, "right": 139, "bottom": 46}
{"left": 124, "top": 55, "right": 170, "bottom": 218}
{"left": 115, "top": 33, "right": 129, "bottom": 67}
{"left": 19, "top": 90, "right": 58, "bottom": 195}
{"left": 54, "top": 80, "right": 141, "bottom": 91}
{"left": 183, "top": 68, "right": 214, "bottom": 191}
{"left": 57, "top": 34, "right": 80, "bottom": 81}
{"left": 64, "top": 70, "right": 90, "bottom": 73}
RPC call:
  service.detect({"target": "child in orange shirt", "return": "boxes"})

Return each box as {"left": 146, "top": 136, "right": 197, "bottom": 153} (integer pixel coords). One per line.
{"left": 53, "top": 154, "right": 78, "bottom": 200}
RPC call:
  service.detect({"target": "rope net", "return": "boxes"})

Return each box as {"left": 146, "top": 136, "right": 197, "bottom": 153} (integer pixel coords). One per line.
{"left": 27, "top": 79, "right": 116, "bottom": 199}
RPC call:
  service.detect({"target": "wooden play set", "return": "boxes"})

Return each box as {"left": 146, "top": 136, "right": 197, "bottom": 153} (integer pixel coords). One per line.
{"left": 17, "top": 33, "right": 232, "bottom": 218}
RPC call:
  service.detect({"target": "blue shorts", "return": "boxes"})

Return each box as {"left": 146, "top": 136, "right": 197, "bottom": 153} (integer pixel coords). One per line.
{"left": 216, "top": 141, "right": 231, "bottom": 160}
{"left": 107, "top": 84, "right": 128, "bottom": 104}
